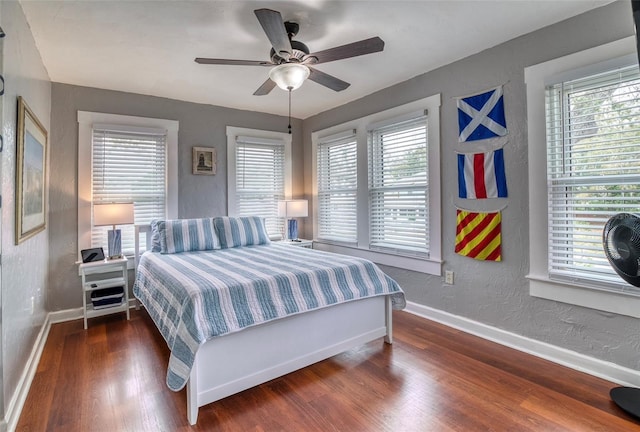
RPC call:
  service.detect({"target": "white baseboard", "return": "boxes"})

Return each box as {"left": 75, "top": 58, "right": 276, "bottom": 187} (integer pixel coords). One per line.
{"left": 49, "top": 307, "right": 84, "bottom": 323}
{"left": 404, "top": 301, "right": 640, "bottom": 388}
{"left": 4, "top": 314, "right": 52, "bottom": 432}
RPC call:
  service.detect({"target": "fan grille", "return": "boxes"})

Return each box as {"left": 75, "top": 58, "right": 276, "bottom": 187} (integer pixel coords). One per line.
{"left": 603, "top": 213, "right": 640, "bottom": 286}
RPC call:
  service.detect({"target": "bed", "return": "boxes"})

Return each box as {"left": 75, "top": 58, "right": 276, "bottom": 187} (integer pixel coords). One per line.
{"left": 133, "top": 217, "right": 405, "bottom": 425}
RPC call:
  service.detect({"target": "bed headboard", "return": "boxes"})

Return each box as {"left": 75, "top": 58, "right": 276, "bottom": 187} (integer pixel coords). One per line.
{"left": 134, "top": 224, "right": 152, "bottom": 269}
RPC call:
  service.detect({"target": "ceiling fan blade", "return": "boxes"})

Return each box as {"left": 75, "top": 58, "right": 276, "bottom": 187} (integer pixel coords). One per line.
{"left": 253, "top": 78, "right": 277, "bottom": 96}
{"left": 195, "top": 58, "right": 272, "bottom": 66}
{"left": 308, "top": 67, "right": 350, "bottom": 92}
{"left": 305, "top": 36, "right": 385, "bottom": 65}
{"left": 254, "top": 9, "right": 292, "bottom": 60}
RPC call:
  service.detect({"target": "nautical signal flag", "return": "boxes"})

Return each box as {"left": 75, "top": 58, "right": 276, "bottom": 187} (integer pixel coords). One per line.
{"left": 455, "top": 209, "right": 502, "bottom": 261}
{"left": 457, "top": 149, "right": 508, "bottom": 199}
{"left": 458, "top": 85, "right": 507, "bottom": 142}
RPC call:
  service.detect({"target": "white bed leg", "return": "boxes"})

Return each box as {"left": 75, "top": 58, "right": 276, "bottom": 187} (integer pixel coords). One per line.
{"left": 384, "top": 295, "right": 393, "bottom": 344}
{"left": 187, "top": 359, "right": 199, "bottom": 425}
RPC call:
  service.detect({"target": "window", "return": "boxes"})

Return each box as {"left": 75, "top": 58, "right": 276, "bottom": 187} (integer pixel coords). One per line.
{"left": 91, "top": 126, "right": 167, "bottom": 253}
{"left": 545, "top": 64, "right": 640, "bottom": 291}
{"left": 369, "top": 115, "right": 428, "bottom": 256}
{"left": 78, "top": 112, "right": 178, "bottom": 260}
{"left": 312, "top": 95, "right": 441, "bottom": 275}
{"left": 316, "top": 130, "right": 357, "bottom": 243}
{"left": 526, "top": 36, "right": 640, "bottom": 317}
{"left": 227, "top": 127, "right": 292, "bottom": 239}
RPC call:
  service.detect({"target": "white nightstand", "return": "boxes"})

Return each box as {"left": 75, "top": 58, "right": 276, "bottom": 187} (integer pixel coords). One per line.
{"left": 78, "top": 257, "right": 130, "bottom": 329}
{"left": 278, "top": 239, "right": 313, "bottom": 249}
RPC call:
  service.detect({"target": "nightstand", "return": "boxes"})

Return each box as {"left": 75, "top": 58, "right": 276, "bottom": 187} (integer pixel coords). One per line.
{"left": 78, "top": 257, "right": 130, "bottom": 329}
{"left": 278, "top": 239, "right": 313, "bottom": 249}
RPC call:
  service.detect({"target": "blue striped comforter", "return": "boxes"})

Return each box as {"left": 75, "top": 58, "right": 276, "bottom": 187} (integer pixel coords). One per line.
{"left": 133, "top": 243, "right": 405, "bottom": 391}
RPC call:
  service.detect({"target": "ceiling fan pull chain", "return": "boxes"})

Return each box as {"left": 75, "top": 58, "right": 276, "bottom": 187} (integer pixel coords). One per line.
{"left": 288, "top": 88, "right": 292, "bottom": 134}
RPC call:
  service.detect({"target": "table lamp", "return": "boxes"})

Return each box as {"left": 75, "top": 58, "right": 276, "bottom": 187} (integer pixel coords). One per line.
{"left": 278, "top": 199, "right": 308, "bottom": 241}
{"left": 93, "top": 202, "right": 134, "bottom": 259}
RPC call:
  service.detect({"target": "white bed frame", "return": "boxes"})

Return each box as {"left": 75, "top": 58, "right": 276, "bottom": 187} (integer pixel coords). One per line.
{"left": 134, "top": 225, "right": 394, "bottom": 425}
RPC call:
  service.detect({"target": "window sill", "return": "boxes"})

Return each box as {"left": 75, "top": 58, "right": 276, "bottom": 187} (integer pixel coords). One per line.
{"left": 313, "top": 241, "right": 442, "bottom": 275}
{"left": 527, "top": 275, "right": 640, "bottom": 318}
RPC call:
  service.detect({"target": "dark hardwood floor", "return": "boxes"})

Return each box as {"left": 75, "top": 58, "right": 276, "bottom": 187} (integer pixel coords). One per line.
{"left": 16, "top": 308, "right": 640, "bottom": 431}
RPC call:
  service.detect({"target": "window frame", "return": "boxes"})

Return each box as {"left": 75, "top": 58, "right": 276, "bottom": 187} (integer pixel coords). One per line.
{"left": 311, "top": 94, "right": 442, "bottom": 275}
{"left": 77, "top": 111, "right": 178, "bottom": 266}
{"left": 226, "top": 126, "right": 292, "bottom": 239}
{"left": 368, "top": 112, "right": 429, "bottom": 256}
{"left": 315, "top": 129, "right": 358, "bottom": 244}
{"left": 525, "top": 36, "right": 640, "bottom": 318}
{"left": 545, "top": 65, "right": 640, "bottom": 289}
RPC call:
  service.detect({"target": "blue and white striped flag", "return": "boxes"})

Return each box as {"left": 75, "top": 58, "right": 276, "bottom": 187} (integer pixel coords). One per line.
{"left": 458, "top": 85, "right": 507, "bottom": 142}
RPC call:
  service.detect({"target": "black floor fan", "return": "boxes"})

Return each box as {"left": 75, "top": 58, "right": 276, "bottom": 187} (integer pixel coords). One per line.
{"left": 603, "top": 213, "right": 640, "bottom": 418}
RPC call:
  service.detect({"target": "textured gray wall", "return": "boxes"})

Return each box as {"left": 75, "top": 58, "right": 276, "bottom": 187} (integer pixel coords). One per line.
{"left": 49, "top": 84, "right": 303, "bottom": 311}
{"left": 1, "top": 0, "right": 51, "bottom": 419}
{"left": 303, "top": 1, "right": 640, "bottom": 370}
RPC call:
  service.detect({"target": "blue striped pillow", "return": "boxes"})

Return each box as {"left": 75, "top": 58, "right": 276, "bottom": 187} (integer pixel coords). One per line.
{"left": 150, "top": 219, "right": 162, "bottom": 252}
{"left": 213, "top": 216, "right": 271, "bottom": 248}
{"left": 158, "top": 218, "right": 220, "bottom": 254}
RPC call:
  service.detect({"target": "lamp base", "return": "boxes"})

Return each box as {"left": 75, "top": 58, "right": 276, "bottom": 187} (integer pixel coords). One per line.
{"left": 287, "top": 219, "right": 298, "bottom": 241}
{"left": 107, "top": 229, "right": 123, "bottom": 259}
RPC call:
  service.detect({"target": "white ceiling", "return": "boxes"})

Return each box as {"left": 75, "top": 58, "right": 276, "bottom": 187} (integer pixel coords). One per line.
{"left": 20, "top": 0, "right": 612, "bottom": 119}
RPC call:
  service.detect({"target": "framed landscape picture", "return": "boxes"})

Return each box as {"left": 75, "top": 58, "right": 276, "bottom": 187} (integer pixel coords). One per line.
{"left": 192, "top": 146, "right": 216, "bottom": 175}
{"left": 16, "top": 96, "right": 47, "bottom": 244}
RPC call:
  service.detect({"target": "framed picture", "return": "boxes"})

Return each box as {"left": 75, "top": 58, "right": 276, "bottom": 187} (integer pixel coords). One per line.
{"left": 192, "top": 146, "right": 216, "bottom": 175}
{"left": 15, "top": 96, "right": 47, "bottom": 244}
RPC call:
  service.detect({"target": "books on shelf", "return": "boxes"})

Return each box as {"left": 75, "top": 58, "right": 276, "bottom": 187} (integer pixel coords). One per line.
{"left": 90, "top": 286, "right": 124, "bottom": 309}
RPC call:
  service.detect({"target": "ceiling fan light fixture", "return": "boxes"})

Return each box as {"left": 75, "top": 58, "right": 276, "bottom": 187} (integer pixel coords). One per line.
{"left": 269, "top": 63, "right": 310, "bottom": 91}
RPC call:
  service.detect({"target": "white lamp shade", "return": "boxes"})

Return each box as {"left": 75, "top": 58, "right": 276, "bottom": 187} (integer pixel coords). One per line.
{"left": 93, "top": 202, "right": 135, "bottom": 227}
{"left": 278, "top": 199, "right": 309, "bottom": 218}
{"left": 269, "top": 63, "right": 310, "bottom": 91}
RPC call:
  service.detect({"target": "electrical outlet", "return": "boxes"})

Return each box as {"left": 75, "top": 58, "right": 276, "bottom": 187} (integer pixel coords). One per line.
{"left": 445, "top": 270, "right": 454, "bottom": 285}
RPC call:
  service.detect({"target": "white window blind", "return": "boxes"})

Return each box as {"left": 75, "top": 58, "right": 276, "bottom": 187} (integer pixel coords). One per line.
{"left": 92, "top": 125, "right": 167, "bottom": 255}
{"left": 368, "top": 115, "right": 429, "bottom": 256}
{"left": 316, "top": 131, "right": 358, "bottom": 243}
{"left": 546, "top": 64, "right": 640, "bottom": 291}
{"left": 235, "top": 135, "right": 285, "bottom": 237}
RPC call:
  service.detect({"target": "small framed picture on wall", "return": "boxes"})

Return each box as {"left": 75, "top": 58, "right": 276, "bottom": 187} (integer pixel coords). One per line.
{"left": 192, "top": 146, "right": 216, "bottom": 175}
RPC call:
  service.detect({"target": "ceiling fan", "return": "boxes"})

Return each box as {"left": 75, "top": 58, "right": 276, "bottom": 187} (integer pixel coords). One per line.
{"left": 195, "top": 8, "right": 385, "bottom": 96}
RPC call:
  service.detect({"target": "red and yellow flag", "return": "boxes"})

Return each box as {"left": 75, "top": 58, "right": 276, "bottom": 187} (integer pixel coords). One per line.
{"left": 455, "top": 209, "right": 502, "bottom": 261}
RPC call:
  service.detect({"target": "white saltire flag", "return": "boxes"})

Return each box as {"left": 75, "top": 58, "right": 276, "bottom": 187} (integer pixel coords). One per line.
{"left": 457, "top": 148, "right": 508, "bottom": 199}
{"left": 457, "top": 85, "right": 507, "bottom": 142}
